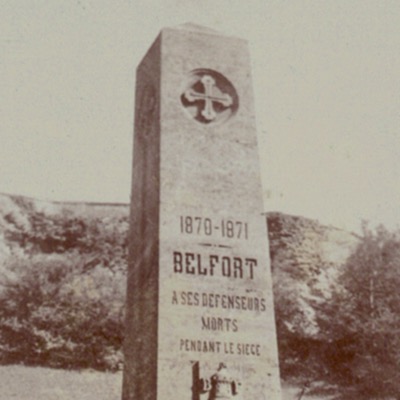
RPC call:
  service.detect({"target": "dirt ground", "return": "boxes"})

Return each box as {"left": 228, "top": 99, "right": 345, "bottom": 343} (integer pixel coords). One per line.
{"left": 0, "top": 365, "right": 334, "bottom": 400}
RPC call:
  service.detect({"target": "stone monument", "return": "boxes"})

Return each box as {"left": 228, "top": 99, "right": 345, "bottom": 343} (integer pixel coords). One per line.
{"left": 122, "top": 23, "right": 281, "bottom": 400}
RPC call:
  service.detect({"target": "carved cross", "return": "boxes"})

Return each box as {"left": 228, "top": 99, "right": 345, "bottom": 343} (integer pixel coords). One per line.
{"left": 184, "top": 75, "right": 233, "bottom": 121}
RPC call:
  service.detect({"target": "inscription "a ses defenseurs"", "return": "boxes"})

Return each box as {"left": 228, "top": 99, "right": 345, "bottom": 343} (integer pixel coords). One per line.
{"left": 173, "top": 251, "right": 257, "bottom": 280}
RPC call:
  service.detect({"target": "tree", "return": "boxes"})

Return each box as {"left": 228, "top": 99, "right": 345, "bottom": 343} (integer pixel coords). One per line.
{"left": 323, "top": 224, "right": 400, "bottom": 398}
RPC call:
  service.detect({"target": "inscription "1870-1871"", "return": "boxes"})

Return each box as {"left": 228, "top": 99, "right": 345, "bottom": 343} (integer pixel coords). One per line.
{"left": 180, "top": 216, "right": 249, "bottom": 239}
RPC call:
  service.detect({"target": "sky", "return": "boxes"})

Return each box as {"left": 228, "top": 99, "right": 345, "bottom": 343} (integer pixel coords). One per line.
{"left": 1, "top": 1, "right": 400, "bottom": 233}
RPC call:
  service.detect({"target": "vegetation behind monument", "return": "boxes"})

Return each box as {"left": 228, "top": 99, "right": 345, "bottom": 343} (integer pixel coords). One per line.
{"left": 1, "top": 194, "right": 399, "bottom": 398}
{"left": 0, "top": 195, "right": 127, "bottom": 370}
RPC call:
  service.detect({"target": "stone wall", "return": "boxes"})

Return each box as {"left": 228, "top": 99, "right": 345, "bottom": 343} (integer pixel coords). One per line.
{"left": 0, "top": 193, "right": 358, "bottom": 275}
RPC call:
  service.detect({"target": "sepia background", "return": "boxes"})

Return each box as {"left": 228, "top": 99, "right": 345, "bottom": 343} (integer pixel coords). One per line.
{"left": 2, "top": 0, "right": 400, "bottom": 233}
{"left": 2, "top": 1, "right": 400, "bottom": 399}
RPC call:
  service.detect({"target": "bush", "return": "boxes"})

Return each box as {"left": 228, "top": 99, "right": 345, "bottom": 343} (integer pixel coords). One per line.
{"left": 0, "top": 254, "right": 125, "bottom": 370}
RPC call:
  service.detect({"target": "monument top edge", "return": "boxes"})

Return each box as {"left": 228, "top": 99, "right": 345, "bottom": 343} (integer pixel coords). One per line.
{"left": 162, "top": 22, "right": 247, "bottom": 41}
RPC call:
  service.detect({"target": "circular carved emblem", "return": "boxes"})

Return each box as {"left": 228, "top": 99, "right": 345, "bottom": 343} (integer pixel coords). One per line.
{"left": 181, "top": 69, "right": 239, "bottom": 124}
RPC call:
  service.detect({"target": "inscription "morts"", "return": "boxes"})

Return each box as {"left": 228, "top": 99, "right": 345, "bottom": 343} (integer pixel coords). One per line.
{"left": 173, "top": 251, "right": 257, "bottom": 279}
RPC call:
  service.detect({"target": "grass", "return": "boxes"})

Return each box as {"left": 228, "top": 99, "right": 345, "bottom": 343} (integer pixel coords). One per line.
{"left": 0, "top": 365, "right": 333, "bottom": 400}
{"left": 282, "top": 382, "right": 337, "bottom": 400}
{"left": 0, "top": 365, "right": 122, "bottom": 400}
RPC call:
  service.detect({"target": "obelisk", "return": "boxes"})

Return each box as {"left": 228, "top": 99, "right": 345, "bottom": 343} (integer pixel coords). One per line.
{"left": 122, "top": 23, "right": 281, "bottom": 400}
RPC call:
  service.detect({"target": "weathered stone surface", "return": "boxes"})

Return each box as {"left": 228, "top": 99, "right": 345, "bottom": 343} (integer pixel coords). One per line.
{"left": 123, "top": 25, "right": 281, "bottom": 399}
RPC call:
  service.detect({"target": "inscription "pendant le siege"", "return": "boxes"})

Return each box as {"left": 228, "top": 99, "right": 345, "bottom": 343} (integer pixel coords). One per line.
{"left": 173, "top": 251, "right": 257, "bottom": 279}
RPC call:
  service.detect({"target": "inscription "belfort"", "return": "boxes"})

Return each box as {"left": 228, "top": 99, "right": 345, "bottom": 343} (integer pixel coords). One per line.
{"left": 173, "top": 251, "right": 257, "bottom": 279}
